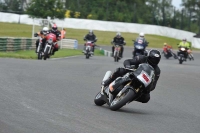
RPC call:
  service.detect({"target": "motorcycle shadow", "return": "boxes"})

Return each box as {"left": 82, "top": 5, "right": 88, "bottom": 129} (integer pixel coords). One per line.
{"left": 94, "top": 104, "right": 149, "bottom": 115}
{"left": 116, "top": 107, "right": 150, "bottom": 115}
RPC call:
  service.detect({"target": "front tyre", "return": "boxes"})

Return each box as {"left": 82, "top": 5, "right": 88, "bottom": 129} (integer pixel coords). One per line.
{"left": 37, "top": 51, "right": 42, "bottom": 60}
{"left": 110, "top": 89, "right": 135, "bottom": 111}
{"left": 44, "top": 47, "right": 50, "bottom": 60}
{"left": 179, "top": 56, "right": 183, "bottom": 64}
{"left": 94, "top": 92, "right": 106, "bottom": 106}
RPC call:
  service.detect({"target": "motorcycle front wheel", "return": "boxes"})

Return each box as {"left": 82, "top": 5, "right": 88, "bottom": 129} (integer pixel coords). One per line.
{"left": 37, "top": 51, "right": 42, "bottom": 60}
{"left": 179, "top": 56, "right": 183, "bottom": 64}
{"left": 44, "top": 47, "right": 50, "bottom": 60}
{"left": 114, "top": 52, "right": 119, "bottom": 62}
{"left": 94, "top": 92, "right": 106, "bottom": 106}
{"left": 109, "top": 89, "right": 135, "bottom": 111}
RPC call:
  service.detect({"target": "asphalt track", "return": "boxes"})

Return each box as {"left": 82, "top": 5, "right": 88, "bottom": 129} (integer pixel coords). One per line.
{"left": 0, "top": 47, "right": 200, "bottom": 133}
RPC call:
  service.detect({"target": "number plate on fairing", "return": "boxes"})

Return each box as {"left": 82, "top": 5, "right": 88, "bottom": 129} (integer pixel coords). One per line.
{"left": 133, "top": 63, "right": 155, "bottom": 87}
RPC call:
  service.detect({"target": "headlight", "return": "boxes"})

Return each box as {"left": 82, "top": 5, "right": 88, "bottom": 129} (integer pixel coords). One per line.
{"left": 48, "top": 38, "right": 53, "bottom": 44}
{"left": 181, "top": 48, "right": 185, "bottom": 51}
{"left": 135, "top": 45, "right": 144, "bottom": 49}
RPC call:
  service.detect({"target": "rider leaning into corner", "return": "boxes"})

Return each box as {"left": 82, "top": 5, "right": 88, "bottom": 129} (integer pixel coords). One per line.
{"left": 83, "top": 30, "right": 97, "bottom": 54}
{"left": 111, "top": 32, "right": 126, "bottom": 58}
{"left": 34, "top": 27, "right": 49, "bottom": 53}
{"left": 163, "top": 42, "right": 172, "bottom": 54}
{"left": 102, "top": 49, "right": 161, "bottom": 104}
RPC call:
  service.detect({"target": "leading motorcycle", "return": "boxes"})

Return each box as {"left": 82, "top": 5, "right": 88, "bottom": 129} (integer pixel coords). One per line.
{"left": 94, "top": 63, "right": 155, "bottom": 111}
{"left": 43, "top": 33, "right": 57, "bottom": 60}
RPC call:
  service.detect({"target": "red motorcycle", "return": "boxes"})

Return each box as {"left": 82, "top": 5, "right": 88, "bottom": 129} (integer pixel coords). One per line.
{"left": 42, "top": 33, "right": 57, "bottom": 60}
{"left": 84, "top": 40, "right": 95, "bottom": 59}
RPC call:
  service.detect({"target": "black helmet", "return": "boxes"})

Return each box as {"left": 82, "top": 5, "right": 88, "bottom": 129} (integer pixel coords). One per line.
{"left": 147, "top": 49, "right": 161, "bottom": 66}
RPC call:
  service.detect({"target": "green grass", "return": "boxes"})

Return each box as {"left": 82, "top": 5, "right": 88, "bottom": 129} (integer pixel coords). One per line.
{"left": 0, "top": 22, "right": 199, "bottom": 51}
{"left": 0, "top": 49, "right": 103, "bottom": 59}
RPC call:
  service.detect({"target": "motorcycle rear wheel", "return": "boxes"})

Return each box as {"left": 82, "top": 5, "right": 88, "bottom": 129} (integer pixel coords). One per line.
{"left": 110, "top": 89, "right": 135, "bottom": 111}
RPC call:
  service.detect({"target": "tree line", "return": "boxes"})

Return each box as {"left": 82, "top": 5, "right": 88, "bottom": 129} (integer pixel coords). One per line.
{"left": 1, "top": 0, "right": 200, "bottom": 33}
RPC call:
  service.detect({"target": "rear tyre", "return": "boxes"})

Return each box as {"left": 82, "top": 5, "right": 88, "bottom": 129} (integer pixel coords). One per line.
{"left": 109, "top": 89, "right": 135, "bottom": 111}
{"left": 94, "top": 92, "right": 106, "bottom": 106}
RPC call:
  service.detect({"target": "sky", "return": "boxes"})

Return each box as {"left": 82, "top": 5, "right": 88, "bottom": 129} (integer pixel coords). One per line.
{"left": 172, "top": 0, "right": 182, "bottom": 9}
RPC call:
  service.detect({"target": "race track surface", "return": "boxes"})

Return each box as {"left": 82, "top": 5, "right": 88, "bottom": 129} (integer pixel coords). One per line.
{"left": 0, "top": 47, "right": 200, "bottom": 133}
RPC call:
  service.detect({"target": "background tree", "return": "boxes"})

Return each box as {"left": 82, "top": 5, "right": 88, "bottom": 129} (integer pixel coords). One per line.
{"left": 26, "top": 0, "right": 66, "bottom": 19}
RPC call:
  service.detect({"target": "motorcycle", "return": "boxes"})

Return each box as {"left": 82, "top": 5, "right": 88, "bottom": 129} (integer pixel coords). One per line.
{"left": 133, "top": 40, "right": 148, "bottom": 58}
{"left": 94, "top": 63, "right": 155, "bottom": 111}
{"left": 177, "top": 47, "right": 188, "bottom": 64}
{"left": 163, "top": 48, "right": 178, "bottom": 59}
{"left": 84, "top": 40, "right": 95, "bottom": 59}
{"left": 113, "top": 43, "right": 122, "bottom": 62}
{"left": 43, "top": 33, "right": 57, "bottom": 60}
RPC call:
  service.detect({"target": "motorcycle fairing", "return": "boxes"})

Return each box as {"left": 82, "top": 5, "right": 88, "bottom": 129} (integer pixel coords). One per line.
{"left": 133, "top": 63, "right": 155, "bottom": 87}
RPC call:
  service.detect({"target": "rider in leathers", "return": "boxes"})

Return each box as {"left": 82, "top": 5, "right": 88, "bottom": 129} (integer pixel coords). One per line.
{"left": 133, "top": 32, "right": 148, "bottom": 56}
{"left": 34, "top": 27, "right": 49, "bottom": 53}
{"left": 83, "top": 30, "right": 97, "bottom": 53}
{"left": 48, "top": 24, "right": 61, "bottom": 55}
{"left": 111, "top": 32, "right": 126, "bottom": 58}
{"left": 102, "top": 49, "right": 161, "bottom": 103}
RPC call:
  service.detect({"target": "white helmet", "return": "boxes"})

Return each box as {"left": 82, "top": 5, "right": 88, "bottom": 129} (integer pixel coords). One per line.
{"left": 116, "top": 32, "right": 121, "bottom": 37}
{"left": 42, "top": 27, "right": 49, "bottom": 35}
{"left": 139, "top": 32, "right": 145, "bottom": 37}
{"left": 89, "top": 30, "right": 93, "bottom": 35}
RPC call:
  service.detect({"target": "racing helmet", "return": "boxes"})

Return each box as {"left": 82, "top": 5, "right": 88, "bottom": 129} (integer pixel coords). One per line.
{"left": 139, "top": 32, "right": 145, "bottom": 37}
{"left": 116, "top": 32, "right": 121, "bottom": 37}
{"left": 42, "top": 27, "right": 49, "bottom": 35}
{"left": 89, "top": 30, "right": 93, "bottom": 35}
{"left": 52, "top": 24, "right": 57, "bottom": 32}
{"left": 147, "top": 49, "right": 161, "bottom": 66}
{"left": 163, "top": 42, "right": 167, "bottom": 46}
{"left": 182, "top": 38, "right": 187, "bottom": 41}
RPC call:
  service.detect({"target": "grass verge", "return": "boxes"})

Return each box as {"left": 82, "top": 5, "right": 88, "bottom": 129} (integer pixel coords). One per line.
{"left": 0, "top": 22, "right": 199, "bottom": 51}
{"left": 0, "top": 49, "right": 104, "bottom": 59}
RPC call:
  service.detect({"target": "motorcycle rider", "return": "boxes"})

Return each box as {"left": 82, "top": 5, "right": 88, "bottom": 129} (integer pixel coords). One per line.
{"left": 111, "top": 32, "right": 126, "bottom": 58}
{"left": 48, "top": 24, "right": 61, "bottom": 55}
{"left": 34, "top": 27, "right": 49, "bottom": 53}
{"left": 163, "top": 42, "right": 177, "bottom": 59}
{"left": 133, "top": 32, "right": 148, "bottom": 56}
{"left": 102, "top": 49, "right": 161, "bottom": 104}
{"left": 177, "top": 38, "right": 191, "bottom": 59}
{"left": 83, "top": 30, "right": 97, "bottom": 54}
{"left": 163, "top": 43, "right": 172, "bottom": 54}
